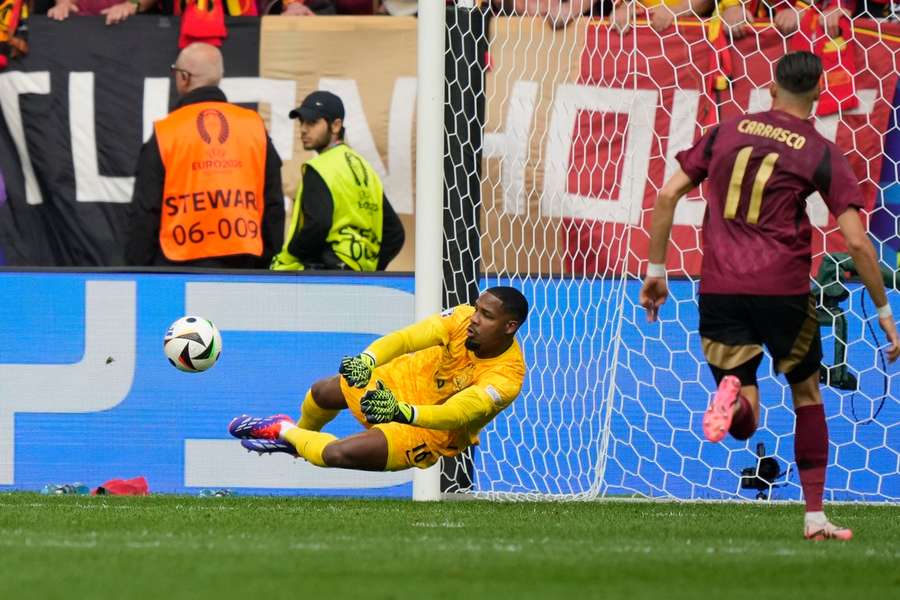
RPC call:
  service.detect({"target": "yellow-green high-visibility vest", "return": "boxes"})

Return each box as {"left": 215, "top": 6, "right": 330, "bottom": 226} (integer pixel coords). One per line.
{"left": 273, "top": 144, "right": 384, "bottom": 271}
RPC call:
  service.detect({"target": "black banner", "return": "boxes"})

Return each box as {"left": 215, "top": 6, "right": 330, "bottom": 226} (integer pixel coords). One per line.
{"left": 0, "top": 16, "right": 260, "bottom": 266}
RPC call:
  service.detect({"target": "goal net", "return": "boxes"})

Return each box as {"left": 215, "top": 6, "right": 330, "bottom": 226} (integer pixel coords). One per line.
{"left": 439, "top": 4, "right": 900, "bottom": 502}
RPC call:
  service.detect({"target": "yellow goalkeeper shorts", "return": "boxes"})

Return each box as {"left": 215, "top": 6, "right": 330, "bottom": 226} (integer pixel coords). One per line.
{"left": 340, "top": 375, "right": 453, "bottom": 471}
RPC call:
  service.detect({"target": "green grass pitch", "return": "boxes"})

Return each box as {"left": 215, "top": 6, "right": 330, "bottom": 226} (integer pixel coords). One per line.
{"left": 0, "top": 493, "right": 897, "bottom": 599}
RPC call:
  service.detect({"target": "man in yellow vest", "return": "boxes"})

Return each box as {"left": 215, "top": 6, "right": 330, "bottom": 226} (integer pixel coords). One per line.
{"left": 271, "top": 91, "right": 405, "bottom": 271}
{"left": 126, "top": 42, "right": 285, "bottom": 268}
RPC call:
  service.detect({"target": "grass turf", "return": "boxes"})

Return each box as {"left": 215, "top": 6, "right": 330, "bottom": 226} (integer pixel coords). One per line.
{"left": 0, "top": 494, "right": 897, "bottom": 599}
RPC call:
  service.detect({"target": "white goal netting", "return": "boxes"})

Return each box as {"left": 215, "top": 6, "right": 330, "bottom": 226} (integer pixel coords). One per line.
{"left": 440, "top": 4, "right": 900, "bottom": 502}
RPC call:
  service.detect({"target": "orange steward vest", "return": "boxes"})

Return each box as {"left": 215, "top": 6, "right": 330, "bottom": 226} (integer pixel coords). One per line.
{"left": 155, "top": 101, "right": 267, "bottom": 261}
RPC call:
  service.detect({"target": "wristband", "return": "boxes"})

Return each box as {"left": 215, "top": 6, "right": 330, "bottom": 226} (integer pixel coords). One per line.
{"left": 646, "top": 263, "right": 667, "bottom": 279}
{"left": 877, "top": 304, "right": 893, "bottom": 319}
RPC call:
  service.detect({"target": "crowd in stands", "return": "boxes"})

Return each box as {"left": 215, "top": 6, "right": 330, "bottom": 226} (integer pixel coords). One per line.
{"left": 495, "top": 0, "right": 895, "bottom": 32}
{"left": 25, "top": 0, "right": 900, "bottom": 28}
{"left": 35, "top": 0, "right": 437, "bottom": 20}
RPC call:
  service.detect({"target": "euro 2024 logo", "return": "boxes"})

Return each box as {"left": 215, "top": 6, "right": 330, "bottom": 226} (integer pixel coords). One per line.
{"left": 195, "top": 109, "right": 241, "bottom": 169}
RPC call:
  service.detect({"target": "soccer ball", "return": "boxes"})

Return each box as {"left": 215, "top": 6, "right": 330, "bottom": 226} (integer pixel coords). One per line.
{"left": 164, "top": 316, "right": 222, "bottom": 373}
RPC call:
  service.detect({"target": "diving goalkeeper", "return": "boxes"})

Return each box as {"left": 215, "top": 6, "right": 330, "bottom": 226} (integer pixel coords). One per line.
{"left": 228, "top": 286, "right": 528, "bottom": 471}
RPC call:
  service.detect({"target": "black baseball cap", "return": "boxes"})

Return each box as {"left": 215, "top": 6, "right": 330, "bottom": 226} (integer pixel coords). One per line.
{"left": 289, "top": 91, "right": 345, "bottom": 122}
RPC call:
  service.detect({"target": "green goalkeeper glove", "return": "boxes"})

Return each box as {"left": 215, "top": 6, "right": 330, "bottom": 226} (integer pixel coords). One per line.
{"left": 339, "top": 352, "right": 376, "bottom": 388}
{"left": 360, "top": 381, "right": 415, "bottom": 425}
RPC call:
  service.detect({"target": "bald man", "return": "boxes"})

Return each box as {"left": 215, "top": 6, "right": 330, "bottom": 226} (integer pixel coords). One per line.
{"left": 126, "top": 43, "right": 285, "bottom": 269}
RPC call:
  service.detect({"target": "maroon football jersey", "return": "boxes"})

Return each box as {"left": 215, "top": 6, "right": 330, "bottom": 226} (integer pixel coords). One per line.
{"left": 676, "top": 110, "right": 864, "bottom": 295}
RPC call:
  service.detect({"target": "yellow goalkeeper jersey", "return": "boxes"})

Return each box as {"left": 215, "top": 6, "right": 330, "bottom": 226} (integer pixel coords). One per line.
{"left": 364, "top": 304, "right": 526, "bottom": 451}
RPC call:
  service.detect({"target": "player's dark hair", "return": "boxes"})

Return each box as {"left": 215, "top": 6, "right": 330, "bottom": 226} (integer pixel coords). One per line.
{"left": 485, "top": 286, "right": 529, "bottom": 325}
{"left": 774, "top": 52, "right": 822, "bottom": 95}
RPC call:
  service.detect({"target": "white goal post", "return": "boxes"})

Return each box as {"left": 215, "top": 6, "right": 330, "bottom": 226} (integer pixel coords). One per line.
{"left": 413, "top": 0, "right": 447, "bottom": 501}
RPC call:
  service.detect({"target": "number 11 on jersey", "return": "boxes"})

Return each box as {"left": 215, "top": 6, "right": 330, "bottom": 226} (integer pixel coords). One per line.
{"left": 724, "top": 146, "right": 780, "bottom": 225}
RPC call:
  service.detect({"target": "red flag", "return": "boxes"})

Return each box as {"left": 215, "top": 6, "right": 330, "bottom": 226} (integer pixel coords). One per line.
{"left": 179, "top": 0, "right": 228, "bottom": 49}
{"left": 0, "top": 0, "right": 27, "bottom": 69}
{"left": 790, "top": 9, "right": 858, "bottom": 116}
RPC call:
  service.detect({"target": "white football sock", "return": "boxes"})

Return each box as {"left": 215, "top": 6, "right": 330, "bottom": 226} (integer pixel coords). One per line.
{"left": 278, "top": 421, "right": 297, "bottom": 440}
{"left": 805, "top": 511, "right": 827, "bottom": 526}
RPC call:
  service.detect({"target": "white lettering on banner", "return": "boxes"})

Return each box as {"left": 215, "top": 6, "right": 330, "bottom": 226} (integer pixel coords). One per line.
{"left": 667, "top": 90, "right": 705, "bottom": 227}
{"left": 484, "top": 80, "right": 539, "bottom": 216}
{"left": 492, "top": 80, "right": 879, "bottom": 227}
{"left": 183, "top": 282, "right": 414, "bottom": 489}
{"left": 543, "top": 85, "right": 657, "bottom": 224}
{"left": 143, "top": 77, "right": 169, "bottom": 142}
{"left": 73, "top": 75, "right": 294, "bottom": 203}
{"left": 386, "top": 77, "right": 416, "bottom": 215}
{"left": 0, "top": 71, "right": 50, "bottom": 206}
{"left": 70, "top": 72, "right": 135, "bottom": 203}
{"left": 219, "top": 77, "right": 297, "bottom": 163}
{"left": 319, "top": 77, "right": 416, "bottom": 215}
{"left": 0, "top": 73, "right": 412, "bottom": 209}
{"left": 0, "top": 281, "right": 136, "bottom": 485}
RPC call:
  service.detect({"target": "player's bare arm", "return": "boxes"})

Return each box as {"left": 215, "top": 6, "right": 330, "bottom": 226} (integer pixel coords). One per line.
{"left": 640, "top": 168, "right": 696, "bottom": 322}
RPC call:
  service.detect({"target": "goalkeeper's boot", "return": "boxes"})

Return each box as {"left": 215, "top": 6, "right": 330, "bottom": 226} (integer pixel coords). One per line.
{"left": 804, "top": 520, "right": 853, "bottom": 542}
{"left": 703, "top": 375, "right": 741, "bottom": 443}
{"left": 228, "top": 414, "right": 294, "bottom": 440}
{"left": 241, "top": 438, "right": 298, "bottom": 457}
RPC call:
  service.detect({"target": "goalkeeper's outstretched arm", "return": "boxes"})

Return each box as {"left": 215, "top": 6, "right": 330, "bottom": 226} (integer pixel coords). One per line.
{"left": 339, "top": 313, "right": 450, "bottom": 387}
{"left": 364, "top": 316, "right": 447, "bottom": 366}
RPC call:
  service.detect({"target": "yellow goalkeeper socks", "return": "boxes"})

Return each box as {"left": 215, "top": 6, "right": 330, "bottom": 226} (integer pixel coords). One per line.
{"left": 297, "top": 390, "right": 339, "bottom": 431}
{"left": 282, "top": 427, "right": 337, "bottom": 467}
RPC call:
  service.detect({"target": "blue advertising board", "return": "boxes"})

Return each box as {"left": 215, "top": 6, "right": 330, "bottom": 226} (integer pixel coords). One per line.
{"left": 0, "top": 271, "right": 896, "bottom": 501}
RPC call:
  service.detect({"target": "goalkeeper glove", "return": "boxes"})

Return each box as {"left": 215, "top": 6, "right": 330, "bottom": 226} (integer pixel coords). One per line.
{"left": 339, "top": 352, "right": 376, "bottom": 388}
{"left": 360, "top": 380, "right": 415, "bottom": 425}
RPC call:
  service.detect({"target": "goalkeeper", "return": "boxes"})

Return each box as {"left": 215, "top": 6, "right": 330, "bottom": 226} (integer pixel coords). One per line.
{"left": 228, "top": 286, "right": 528, "bottom": 471}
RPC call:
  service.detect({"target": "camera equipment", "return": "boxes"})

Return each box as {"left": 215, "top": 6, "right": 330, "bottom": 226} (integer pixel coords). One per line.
{"left": 740, "top": 442, "right": 786, "bottom": 500}
{"left": 814, "top": 253, "right": 892, "bottom": 423}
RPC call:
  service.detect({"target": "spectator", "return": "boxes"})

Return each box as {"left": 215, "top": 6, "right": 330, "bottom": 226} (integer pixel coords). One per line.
{"left": 494, "top": 0, "right": 708, "bottom": 31}
{"left": 381, "top": 0, "right": 416, "bottom": 14}
{"left": 335, "top": 0, "right": 376, "bottom": 12}
{"left": 490, "top": 0, "right": 609, "bottom": 26}
{"left": 125, "top": 43, "right": 285, "bottom": 269}
{"left": 853, "top": 0, "right": 890, "bottom": 18}
{"left": 47, "top": 0, "right": 157, "bottom": 25}
{"left": 719, "top": 0, "right": 853, "bottom": 39}
{"left": 271, "top": 90, "right": 405, "bottom": 271}
{"left": 277, "top": 0, "right": 336, "bottom": 15}
{"left": 772, "top": 0, "right": 851, "bottom": 37}
{"left": 275, "top": 0, "right": 383, "bottom": 15}
{"left": 611, "top": 0, "right": 714, "bottom": 32}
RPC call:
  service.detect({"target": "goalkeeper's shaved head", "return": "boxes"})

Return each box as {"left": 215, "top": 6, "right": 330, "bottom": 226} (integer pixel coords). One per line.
{"left": 465, "top": 287, "right": 528, "bottom": 357}
{"left": 485, "top": 286, "right": 529, "bottom": 326}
